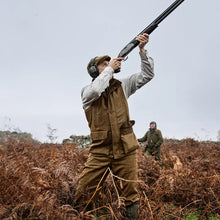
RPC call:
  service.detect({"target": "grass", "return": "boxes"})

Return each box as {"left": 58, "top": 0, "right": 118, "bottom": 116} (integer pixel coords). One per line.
{"left": 185, "top": 211, "right": 219, "bottom": 220}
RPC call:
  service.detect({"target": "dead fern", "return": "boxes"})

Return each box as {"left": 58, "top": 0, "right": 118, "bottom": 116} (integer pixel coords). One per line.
{"left": 0, "top": 138, "right": 219, "bottom": 219}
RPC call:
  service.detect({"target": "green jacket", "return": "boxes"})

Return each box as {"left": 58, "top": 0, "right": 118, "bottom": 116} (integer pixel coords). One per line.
{"left": 138, "top": 129, "right": 163, "bottom": 148}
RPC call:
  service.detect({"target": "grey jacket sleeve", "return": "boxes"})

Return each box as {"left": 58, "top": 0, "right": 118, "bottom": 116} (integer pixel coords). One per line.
{"left": 81, "top": 66, "right": 114, "bottom": 110}
{"left": 120, "top": 51, "right": 154, "bottom": 99}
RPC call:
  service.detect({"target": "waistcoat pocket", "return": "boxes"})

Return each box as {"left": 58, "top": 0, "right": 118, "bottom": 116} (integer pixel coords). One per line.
{"left": 120, "top": 120, "right": 139, "bottom": 154}
{"left": 90, "top": 130, "right": 110, "bottom": 155}
{"left": 121, "top": 132, "right": 139, "bottom": 154}
{"left": 91, "top": 130, "right": 108, "bottom": 140}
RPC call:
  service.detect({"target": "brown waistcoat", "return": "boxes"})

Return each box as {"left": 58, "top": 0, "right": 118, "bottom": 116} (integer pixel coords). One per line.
{"left": 84, "top": 78, "right": 139, "bottom": 159}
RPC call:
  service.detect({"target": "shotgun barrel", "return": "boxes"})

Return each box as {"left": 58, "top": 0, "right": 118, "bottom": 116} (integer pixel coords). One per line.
{"left": 117, "top": 0, "right": 185, "bottom": 58}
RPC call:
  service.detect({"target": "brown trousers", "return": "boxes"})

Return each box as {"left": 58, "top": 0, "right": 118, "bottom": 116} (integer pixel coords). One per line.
{"left": 75, "top": 151, "right": 138, "bottom": 207}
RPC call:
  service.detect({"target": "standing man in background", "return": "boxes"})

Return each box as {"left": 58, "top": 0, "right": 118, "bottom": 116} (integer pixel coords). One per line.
{"left": 75, "top": 33, "right": 154, "bottom": 220}
{"left": 138, "top": 121, "right": 163, "bottom": 162}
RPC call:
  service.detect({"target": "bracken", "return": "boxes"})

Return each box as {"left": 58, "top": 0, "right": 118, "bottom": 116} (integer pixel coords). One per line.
{"left": 0, "top": 138, "right": 219, "bottom": 219}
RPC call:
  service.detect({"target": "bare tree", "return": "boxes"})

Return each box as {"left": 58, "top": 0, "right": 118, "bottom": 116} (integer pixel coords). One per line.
{"left": 46, "top": 124, "right": 57, "bottom": 143}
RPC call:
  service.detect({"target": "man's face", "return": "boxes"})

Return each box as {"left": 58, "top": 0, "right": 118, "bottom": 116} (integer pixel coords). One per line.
{"left": 97, "top": 60, "right": 109, "bottom": 74}
{"left": 150, "top": 123, "right": 156, "bottom": 129}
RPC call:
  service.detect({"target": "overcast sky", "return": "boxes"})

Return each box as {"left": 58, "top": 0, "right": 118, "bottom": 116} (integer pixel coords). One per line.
{"left": 0, "top": 0, "right": 220, "bottom": 142}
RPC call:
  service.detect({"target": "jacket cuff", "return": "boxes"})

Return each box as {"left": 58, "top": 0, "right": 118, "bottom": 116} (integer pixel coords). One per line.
{"left": 104, "top": 66, "right": 114, "bottom": 73}
{"left": 139, "top": 50, "right": 149, "bottom": 59}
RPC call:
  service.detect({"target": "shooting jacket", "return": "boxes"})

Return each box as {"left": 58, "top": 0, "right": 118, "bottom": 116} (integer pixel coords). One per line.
{"left": 138, "top": 129, "right": 163, "bottom": 148}
{"left": 81, "top": 51, "right": 154, "bottom": 159}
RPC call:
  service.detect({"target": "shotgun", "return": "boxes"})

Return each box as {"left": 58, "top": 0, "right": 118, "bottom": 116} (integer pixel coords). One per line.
{"left": 117, "top": 0, "right": 186, "bottom": 62}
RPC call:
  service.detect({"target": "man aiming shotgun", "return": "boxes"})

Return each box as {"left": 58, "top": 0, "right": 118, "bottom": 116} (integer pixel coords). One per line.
{"left": 75, "top": 33, "right": 153, "bottom": 219}
{"left": 74, "top": 0, "right": 185, "bottom": 219}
